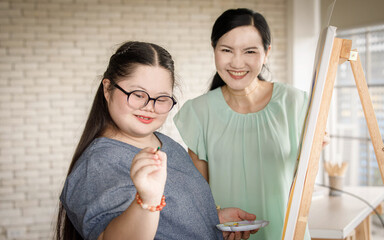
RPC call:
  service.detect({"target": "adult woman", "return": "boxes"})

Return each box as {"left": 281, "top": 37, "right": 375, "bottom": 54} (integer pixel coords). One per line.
{"left": 56, "top": 41, "right": 256, "bottom": 240}
{"left": 174, "top": 9, "right": 311, "bottom": 239}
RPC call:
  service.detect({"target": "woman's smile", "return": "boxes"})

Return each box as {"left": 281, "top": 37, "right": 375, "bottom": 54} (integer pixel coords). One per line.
{"left": 228, "top": 70, "right": 248, "bottom": 79}
{"left": 214, "top": 25, "right": 269, "bottom": 89}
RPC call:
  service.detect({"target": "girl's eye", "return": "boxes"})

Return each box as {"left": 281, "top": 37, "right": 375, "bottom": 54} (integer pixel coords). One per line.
{"left": 221, "top": 49, "right": 231, "bottom": 53}
{"left": 133, "top": 92, "right": 146, "bottom": 99}
{"left": 245, "top": 50, "right": 257, "bottom": 54}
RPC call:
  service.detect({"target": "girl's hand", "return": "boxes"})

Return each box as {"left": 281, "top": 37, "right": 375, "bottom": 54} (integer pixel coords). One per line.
{"left": 218, "top": 208, "right": 258, "bottom": 240}
{"left": 130, "top": 147, "right": 167, "bottom": 205}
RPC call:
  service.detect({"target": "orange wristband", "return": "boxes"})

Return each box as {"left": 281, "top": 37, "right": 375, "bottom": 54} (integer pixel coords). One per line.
{"left": 136, "top": 193, "right": 166, "bottom": 212}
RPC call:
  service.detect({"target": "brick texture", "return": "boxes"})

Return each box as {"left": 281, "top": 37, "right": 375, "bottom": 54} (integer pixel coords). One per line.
{"left": 0, "top": 0, "right": 286, "bottom": 239}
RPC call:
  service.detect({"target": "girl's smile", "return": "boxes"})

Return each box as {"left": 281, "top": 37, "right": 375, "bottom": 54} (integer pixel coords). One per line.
{"left": 135, "top": 114, "right": 155, "bottom": 124}
{"left": 104, "top": 65, "right": 173, "bottom": 141}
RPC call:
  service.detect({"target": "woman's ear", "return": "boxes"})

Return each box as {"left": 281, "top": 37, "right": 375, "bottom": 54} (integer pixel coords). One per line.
{"left": 102, "top": 78, "right": 111, "bottom": 102}
{"left": 264, "top": 45, "right": 272, "bottom": 64}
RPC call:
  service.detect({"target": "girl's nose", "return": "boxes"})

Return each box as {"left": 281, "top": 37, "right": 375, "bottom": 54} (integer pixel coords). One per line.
{"left": 141, "top": 99, "right": 156, "bottom": 113}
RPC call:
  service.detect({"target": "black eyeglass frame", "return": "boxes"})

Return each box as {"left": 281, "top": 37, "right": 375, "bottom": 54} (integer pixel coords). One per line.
{"left": 111, "top": 82, "right": 177, "bottom": 113}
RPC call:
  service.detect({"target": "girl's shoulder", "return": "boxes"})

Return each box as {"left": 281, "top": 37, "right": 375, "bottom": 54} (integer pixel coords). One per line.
{"left": 71, "top": 138, "right": 137, "bottom": 174}
{"left": 155, "top": 132, "right": 186, "bottom": 153}
{"left": 86, "top": 137, "right": 136, "bottom": 158}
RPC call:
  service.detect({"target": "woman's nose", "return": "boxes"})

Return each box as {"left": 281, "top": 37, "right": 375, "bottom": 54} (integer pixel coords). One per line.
{"left": 230, "top": 53, "right": 245, "bottom": 68}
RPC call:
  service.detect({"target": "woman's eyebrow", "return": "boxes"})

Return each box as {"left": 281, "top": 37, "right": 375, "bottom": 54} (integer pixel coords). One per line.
{"left": 219, "top": 44, "right": 259, "bottom": 51}
{"left": 218, "top": 44, "right": 233, "bottom": 49}
{"left": 243, "top": 46, "right": 258, "bottom": 50}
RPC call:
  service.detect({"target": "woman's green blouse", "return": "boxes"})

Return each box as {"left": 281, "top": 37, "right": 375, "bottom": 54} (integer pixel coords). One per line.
{"left": 174, "top": 82, "right": 310, "bottom": 240}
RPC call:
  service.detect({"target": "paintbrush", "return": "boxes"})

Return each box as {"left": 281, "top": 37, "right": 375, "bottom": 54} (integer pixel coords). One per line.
{"left": 324, "top": 161, "right": 348, "bottom": 176}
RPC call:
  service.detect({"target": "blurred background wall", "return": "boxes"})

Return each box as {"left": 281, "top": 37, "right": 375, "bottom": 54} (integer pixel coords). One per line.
{"left": 1, "top": 0, "right": 383, "bottom": 239}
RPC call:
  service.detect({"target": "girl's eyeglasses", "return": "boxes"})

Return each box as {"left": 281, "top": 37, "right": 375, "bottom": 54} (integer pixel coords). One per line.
{"left": 112, "top": 82, "right": 177, "bottom": 114}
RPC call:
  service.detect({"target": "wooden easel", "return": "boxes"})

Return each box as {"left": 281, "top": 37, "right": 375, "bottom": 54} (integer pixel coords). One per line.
{"left": 292, "top": 37, "right": 384, "bottom": 239}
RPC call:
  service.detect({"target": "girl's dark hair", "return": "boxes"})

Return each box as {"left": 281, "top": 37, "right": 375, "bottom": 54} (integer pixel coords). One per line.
{"left": 209, "top": 8, "right": 271, "bottom": 90}
{"left": 55, "top": 41, "right": 175, "bottom": 240}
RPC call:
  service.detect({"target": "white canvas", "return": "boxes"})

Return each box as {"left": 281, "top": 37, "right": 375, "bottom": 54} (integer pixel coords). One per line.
{"left": 282, "top": 25, "right": 337, "bottom": 240}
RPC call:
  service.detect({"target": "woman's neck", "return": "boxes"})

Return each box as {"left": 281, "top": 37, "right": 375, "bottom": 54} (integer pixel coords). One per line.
{"left": 225, "top": 79, "right": 259, "bottom": 97}
{"left": 222, "top": 80, "right": 273, "bottom": 114}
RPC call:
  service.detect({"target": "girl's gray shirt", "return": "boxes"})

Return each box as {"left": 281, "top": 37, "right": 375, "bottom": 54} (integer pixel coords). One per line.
{"left": 60, "top": 132, "right": 222, "bottom": 240}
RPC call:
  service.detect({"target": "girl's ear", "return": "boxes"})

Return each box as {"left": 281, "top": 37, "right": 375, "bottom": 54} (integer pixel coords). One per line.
{"left": 102, "top": 79, "right": 111, "bottom": 103}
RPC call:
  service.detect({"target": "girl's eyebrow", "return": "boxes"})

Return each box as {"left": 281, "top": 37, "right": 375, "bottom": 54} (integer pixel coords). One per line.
{"left": 123, "top": 84, "right": 145, "bottom": 91}
{"left": 157, "top": 91, "right": 173, "bottom": 96}
{"left": 126, "top": 85, "right": 172, "bottom": 96}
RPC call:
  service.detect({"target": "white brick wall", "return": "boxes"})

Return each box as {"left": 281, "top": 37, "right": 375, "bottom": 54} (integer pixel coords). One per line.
{"left": 0, "top": 0, "right": 286, "bottom": 239}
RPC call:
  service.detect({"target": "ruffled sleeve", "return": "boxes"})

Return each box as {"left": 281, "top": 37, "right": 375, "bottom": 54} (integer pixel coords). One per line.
{"left": 173, "top": 99, "right": 208, "bottom": 161}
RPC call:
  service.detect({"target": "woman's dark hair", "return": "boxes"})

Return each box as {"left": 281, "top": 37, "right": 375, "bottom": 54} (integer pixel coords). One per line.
{"left": 55, "top": 41, "right": 175, "bottom": 240}
{"left": 210, "top": 8, "right": 271, "bottom": 90}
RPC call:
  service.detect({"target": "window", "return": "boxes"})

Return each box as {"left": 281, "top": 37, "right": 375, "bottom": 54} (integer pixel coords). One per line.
{"left": 324, "top": 25, "right": 384, "bottom": 186}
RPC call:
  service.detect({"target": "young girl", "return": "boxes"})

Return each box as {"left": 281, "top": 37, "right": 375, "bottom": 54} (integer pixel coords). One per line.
{"left": 56, "top": 41, "right": 257, "bottom": 240}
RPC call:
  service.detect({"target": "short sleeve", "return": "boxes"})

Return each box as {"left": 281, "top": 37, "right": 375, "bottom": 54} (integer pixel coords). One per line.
{"left": 293, "top": 90, "right": 309, "bottom": 146}
{"left": 60, "top": 145, "right": 136, "bottom": 240}
{"left": 299, "top": 91, "right": 309, "bottom": 125}
{"left": 173, "top": 99, "right": 208, "bottom": 161}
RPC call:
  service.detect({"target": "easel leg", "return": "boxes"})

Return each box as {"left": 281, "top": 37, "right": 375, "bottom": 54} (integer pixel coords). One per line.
{"left": 355, "top": 215, "right": 371, "bottom": 240}
{"left": 345, "top": 230, "right": 356, "bottom": 240}
{"left": 349, "top": 54, "right": 384, "bottom": 183}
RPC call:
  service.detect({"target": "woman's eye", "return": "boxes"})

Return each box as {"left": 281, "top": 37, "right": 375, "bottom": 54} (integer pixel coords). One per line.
{"left": 245, "top": 50, "right": 256, "bottom": 54}
{"left": 221, "top": 49, "right": 231, "bottom": 53}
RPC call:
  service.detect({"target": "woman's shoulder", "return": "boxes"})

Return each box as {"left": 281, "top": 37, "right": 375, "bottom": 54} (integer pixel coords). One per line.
{"left": 273, "top": 82, "right": 307, "bottom": 102}
{"left": 176, "top": 88, "right": 222, "bottom": 120}
{"left": 183, "top": 88, "right": 221, "bottom": 106}
{"left": 274, "top": 82, "right": 306, "bottom": 95}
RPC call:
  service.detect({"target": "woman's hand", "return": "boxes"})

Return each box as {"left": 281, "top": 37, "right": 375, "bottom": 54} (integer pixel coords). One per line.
{"left": 130, "top": 147, "right": 167, "bottom": 205}
{"left": 323, "top": 131, "right": 330, "bottom": 148}
{"left": 218, "top": 208, "right": 258, "bottom": 240}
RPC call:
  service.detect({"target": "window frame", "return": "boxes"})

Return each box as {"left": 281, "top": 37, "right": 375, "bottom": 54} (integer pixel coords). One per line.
{"left": 323, "top": 25, "right": 384, "bottom": 186}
